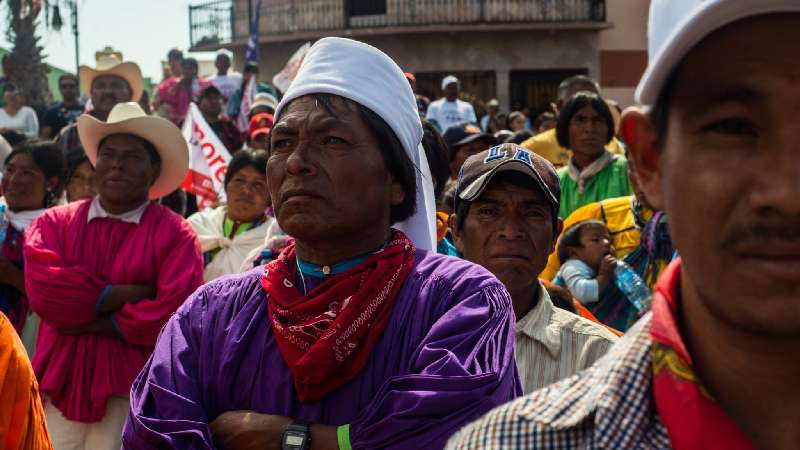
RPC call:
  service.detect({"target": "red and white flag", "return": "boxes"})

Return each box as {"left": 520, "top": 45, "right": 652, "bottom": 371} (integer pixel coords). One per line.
{"left": 181, "top": 103, "right": 233, "bottom": 209}
{"left": 272, "top": 42, "right": 311, "bottom": 93}
{"left": 236, "top": 74, "right": 256, "bottom": 133}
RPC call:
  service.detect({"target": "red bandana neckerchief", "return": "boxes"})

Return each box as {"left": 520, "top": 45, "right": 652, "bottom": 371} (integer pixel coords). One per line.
{"left": 650, "top": 259, "right": 755, "bottom": 450}
{"left": 262, "top": 229, "right": 415, "bottom": 402}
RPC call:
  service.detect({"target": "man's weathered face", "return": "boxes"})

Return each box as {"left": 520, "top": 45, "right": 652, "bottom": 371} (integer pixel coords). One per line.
{"left": 453, "top": 178, "right": 556, "bottom": 291}
{"left": 94, "top": 134, "right": 159, "bottom": 207}
{"left": 215, "top": 54, "right": 231, "bottom": 74}
{"left": 91, "top": 75, "right": 132, "bottom": 115}
{"left": 648, "top": 15, "right": 800, "bottom": 336}
{"left": 268, "top": 95, "right": 401, "bottom": 241}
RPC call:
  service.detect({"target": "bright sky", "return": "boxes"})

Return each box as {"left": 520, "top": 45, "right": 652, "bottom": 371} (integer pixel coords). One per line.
{"left": 0, "top": 0, "right": 216, "bottom": 82}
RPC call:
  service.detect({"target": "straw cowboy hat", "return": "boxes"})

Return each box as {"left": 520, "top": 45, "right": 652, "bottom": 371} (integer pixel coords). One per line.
{"left": 77, "top": 102, "right": 189, "bottom": 200}
{"left": 79, "top": 55, "right": 145, "bottom": 102}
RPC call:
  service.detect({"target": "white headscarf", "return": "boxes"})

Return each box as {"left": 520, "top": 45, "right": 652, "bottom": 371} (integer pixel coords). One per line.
{"left": 274, "top": 37, "right": 437, "bottom": 251}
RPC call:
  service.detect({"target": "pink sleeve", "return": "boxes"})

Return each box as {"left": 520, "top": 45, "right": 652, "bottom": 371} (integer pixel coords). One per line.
{"left": 24, "top": 213, "right": 107, "bottom": 329}
{"left": 112, "top": 221, "right": 204, "bottom": 346}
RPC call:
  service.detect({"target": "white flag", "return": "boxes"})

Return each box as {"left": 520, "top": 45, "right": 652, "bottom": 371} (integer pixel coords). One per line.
{"left": 272, "top": 42, "right": 311, "bottom": 93}
{"left": 181, "top": 103, "right": 234, "bottom": 209}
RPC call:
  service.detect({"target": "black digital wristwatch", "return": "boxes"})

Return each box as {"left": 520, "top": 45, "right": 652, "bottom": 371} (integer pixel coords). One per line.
{"left": 281, "top": 420, "right": 311, "bottom": 450}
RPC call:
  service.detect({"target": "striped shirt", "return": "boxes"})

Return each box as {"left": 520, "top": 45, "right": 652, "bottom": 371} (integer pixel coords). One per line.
{"left": 515, "top": 286, "right": 617, "bottom": 393}
{"left": 446, "top": 313, "right": 673, "bottom": 450}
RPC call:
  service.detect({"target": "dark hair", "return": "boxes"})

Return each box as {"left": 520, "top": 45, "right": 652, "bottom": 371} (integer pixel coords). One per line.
{"left": 555, "top": 92, "right": 615, "bottom": 149}
{"left": 1, "top": 130, "right": 26, "bottom": 147}
{"left": 439, "top": 180, "right": 458, "bottom": 213}
{"left": 4, "top": 140, "right": 67, "bottom": 208}
{"left": 455, "top": 171, "right": 558, "bottom": 234}
{"left": 534, "top": 111, "right": 556, "bottom": 130}
{"left": 58, "top": 73, "right": 78, "bottom": 85}
{"left": 545, "top": 284, "right": 577, "bottom": 314}
{"left": 556, "top": 219, "right": 607, "bottom": 264}
{"left": 421, "top": 120, "right": 451, "bottom": 201}
{"left": 182, "top": 58, "right": 199, "bottom": 70}
{"left": 167, "top": 48, "right": 183, "bottom": 61}
{"left": 65, "top": 146, "right": 91, "bottom": 184}
{"left": 275, "top": 93, "right": 417, "bottom": 223}
{"left": 98, "top": 134, "right": 161, "bottom": 165}
{"left": 557, "top": 75, "right": 600, "bottom": 102}
{"left": 244, "top": 62, "right": 259, "bottom": 73}
{"left": 649, "top": 73, "right": 676, "bottom": 150}
{"left": 507, "top": 129, "right": 533, "bottom": 145}
{"left": 224, "top": 148, "right": 268, "bottom": 189}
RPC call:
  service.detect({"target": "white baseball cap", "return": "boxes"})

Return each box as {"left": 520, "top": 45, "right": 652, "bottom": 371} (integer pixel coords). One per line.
{"left": 441, "top": 75, "right": 459, "bottom": 91}
{"left": 636, "top": 0, "right": 800, "bottom": 106}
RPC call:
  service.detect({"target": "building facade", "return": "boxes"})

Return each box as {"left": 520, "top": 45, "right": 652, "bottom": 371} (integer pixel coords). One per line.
{"left": 189, "top": 0, "right": 648, "bottom": 115}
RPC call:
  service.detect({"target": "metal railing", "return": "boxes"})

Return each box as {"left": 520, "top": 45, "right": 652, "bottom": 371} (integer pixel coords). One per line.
{"left": 190, "top": 0, "right": 606, "bottom": 48}
{"left": 189, "top": 0, "right": 235, "bottom": 48}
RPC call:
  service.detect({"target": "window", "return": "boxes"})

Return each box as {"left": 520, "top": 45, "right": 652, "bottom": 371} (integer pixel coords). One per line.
{"left": 348, "top": 0, "right": 386, "bottom": 16}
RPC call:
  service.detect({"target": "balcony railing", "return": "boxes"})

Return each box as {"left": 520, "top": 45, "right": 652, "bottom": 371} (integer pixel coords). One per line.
{"left": 189, "top": 0, "right": 235, "bottom": 48}
{"left": 190, "top": 0, "right": 606, "bottom": 48}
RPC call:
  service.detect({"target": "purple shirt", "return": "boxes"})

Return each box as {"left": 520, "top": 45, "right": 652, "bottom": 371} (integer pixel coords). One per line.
{"left": 122, "top": 250, "right": 521, "bottom": 449}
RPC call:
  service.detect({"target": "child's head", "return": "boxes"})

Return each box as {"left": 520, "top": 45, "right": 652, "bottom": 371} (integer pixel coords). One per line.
{"left": 557, "top": 220, "right": 614, "bottom": 270}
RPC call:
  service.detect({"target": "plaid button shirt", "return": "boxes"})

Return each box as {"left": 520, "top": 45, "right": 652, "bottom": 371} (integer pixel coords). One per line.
{"left": 446, "top": 313, "right": 673, "bottom": 449}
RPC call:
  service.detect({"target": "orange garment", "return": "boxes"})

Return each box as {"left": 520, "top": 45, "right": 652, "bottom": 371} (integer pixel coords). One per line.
{"left": 436, "top": 212, "right": 450, "bottom": 243}
{"left": 0, "top": 313, "right": 52, "bottom": 450}
{"left": 573, "top": 301, "right": 623, "bottom": 337}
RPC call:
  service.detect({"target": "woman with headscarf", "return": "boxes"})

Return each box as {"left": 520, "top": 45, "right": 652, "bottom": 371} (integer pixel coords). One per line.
{"left": 556, "top": 92, "right": 631, "bottom": 218}
{"left": 0, "top": 141, "right": 66, "bottom": 334}
{"left": 188, "top": 148, "right": 272, "bottom": 281}
{"left": 124, "top": 37, "right": 520, "bottom": 450}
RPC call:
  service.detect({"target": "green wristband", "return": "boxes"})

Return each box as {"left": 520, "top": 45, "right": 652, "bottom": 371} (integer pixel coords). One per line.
{"left": 337, "top": 424, "right": 351, "bottom": 450}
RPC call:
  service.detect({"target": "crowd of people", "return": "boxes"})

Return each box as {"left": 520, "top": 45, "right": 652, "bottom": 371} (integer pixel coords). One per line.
{"left": 0, "top": 0, "right": 798, "bottom": 449}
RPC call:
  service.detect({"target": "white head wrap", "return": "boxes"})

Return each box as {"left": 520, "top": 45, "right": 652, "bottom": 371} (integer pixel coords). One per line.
{"left": 274, "top": 37, "right": 437, "bottom": 251}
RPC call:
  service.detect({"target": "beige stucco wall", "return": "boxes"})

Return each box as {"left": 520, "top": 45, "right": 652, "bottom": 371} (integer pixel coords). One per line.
{"left": 600, "top": 0, "right": 650, "bottom": 51}
{"left": 597, "top": 0, "right": 650, "bottom": 106}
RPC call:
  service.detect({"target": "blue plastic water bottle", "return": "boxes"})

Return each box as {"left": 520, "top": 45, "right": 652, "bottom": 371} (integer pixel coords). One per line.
{"left": 0, "top": 204, "right": 8, "bottom": 244}
{"left": 613, "top": 261, "right": 652, "bottom": 314}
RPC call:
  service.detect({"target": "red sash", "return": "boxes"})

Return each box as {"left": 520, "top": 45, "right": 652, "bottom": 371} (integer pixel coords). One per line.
{"left": 650, "top": 259, "right": 755, "bottom": 450}
{"left": 262, "top": 230, "right": 415, "bottom": 402}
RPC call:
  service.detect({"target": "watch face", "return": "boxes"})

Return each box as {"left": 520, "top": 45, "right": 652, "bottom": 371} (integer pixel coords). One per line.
{"left": 284, "top": 432, "right": 306, "bottom": 447}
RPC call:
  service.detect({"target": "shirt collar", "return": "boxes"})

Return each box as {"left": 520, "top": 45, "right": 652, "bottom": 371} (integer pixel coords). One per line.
{"left": 516, "top": 284, "right": 562, "bottom": 358}
{"left": 87, "top": 196, "right": 150, "bottom": 224}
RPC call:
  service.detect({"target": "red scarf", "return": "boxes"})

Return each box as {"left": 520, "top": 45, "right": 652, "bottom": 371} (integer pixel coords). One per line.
{"left": 650, "top": 259, "right": 755, "bottom": 450}
{"left": 262, "top": 230, "right": 415, "bottom": 402}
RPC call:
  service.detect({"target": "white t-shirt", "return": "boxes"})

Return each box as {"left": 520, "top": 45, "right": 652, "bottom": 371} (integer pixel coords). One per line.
{"left": 208, "top": 73, "right": 243, "bottom": 100}
{"left": 0, "top": 106, "right": 39, "bottom": 138}
{"left": 425, "top": 98, "right": 477, "bottom": 132}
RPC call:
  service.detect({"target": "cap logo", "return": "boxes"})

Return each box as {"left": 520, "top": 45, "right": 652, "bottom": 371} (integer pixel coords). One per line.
{"left": 484, "top": 145, "right": 534, "bottom": 168}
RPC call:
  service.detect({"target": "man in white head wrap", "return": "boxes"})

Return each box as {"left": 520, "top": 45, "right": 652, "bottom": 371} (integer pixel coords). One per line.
{"left": 124, "top": 37, "right": 520, "bottom": 450}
